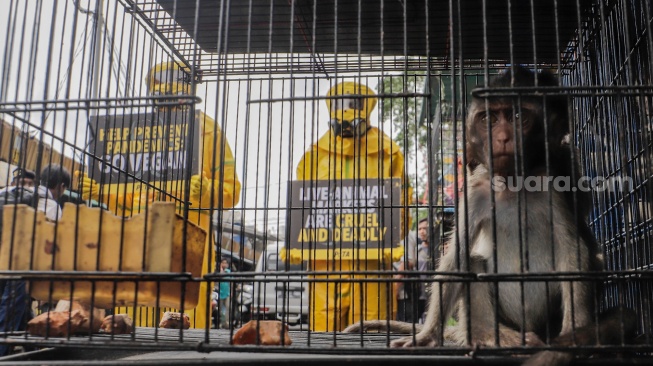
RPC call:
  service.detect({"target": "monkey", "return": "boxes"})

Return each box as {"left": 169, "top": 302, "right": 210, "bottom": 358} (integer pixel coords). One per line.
{"left": 344, "top": 66, "right": 637, "bottom": 364}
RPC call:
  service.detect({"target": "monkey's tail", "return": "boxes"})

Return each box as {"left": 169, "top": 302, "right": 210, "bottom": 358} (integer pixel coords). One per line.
{"left": 343, "top": 321, "right": 460, "bottom": 344}
{"left": 342, "top": 320, "right": 423, "bottom": 334}
{"left": 523, "top": 307, "right": 638, "bottom": 366}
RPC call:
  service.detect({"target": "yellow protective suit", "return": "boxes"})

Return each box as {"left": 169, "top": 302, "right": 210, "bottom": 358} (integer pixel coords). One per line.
{"left": 80, "top": 62, "right": 241, "bottom": 329}
{"left": 295, "top": 81, "right": 410, "bottom": 331}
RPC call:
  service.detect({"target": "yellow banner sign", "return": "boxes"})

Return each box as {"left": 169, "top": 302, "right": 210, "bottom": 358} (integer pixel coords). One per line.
{"left": 89, "top": 111, "right": 200, "bottom": 193}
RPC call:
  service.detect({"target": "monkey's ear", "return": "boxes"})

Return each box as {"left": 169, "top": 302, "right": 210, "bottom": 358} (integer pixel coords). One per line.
{"left": 561, "top": 134, "right": 571, "bottom": 145}
{"left": 465, "top": 118, "right": 480, "bottom": 145}
{"left": 547, "top": 112, "right": 570, "bottom": 146}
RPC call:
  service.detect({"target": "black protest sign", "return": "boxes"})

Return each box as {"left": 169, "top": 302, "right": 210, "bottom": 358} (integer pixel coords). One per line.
{"left": 288, "top": 178, "right": 401, "bottom": 251}
{"left": 89, "top": 110, "right": 200, "bottom": 185}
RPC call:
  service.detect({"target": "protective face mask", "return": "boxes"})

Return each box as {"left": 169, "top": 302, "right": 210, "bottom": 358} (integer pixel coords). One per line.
{"left": 329, "top": 118, "right": 369, "bottom": 137}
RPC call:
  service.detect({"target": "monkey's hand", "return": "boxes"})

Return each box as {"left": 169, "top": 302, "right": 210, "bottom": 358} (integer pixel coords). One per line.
{"left": 75, "top": 171, "right": 100, "bottom": 201}
{"left": 190, "top": 174, "right": 210, "bottom": 199}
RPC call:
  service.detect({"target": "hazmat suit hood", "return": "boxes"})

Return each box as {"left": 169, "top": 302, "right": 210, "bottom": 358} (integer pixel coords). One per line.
{"left": 145, "top": 62, "right": 193, "bottom": 107}
{"left": 326, "top": 82, "right": 378, "bottom": 137}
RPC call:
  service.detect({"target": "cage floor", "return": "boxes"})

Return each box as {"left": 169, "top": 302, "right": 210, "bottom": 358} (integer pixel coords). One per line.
{"left": 0, "top": 327, "right": 649, "bottom": 365}
{"left": 3, "top": 327, "right": 413, "bottom": 353}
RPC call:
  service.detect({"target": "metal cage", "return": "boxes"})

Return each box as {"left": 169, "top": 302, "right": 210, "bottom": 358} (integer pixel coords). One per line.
{"left": 0, "top": 0, "right": 650, "bottom": 364}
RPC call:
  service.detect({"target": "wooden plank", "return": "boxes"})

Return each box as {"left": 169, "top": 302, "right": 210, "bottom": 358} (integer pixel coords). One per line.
{"left": 0, "top": 202, "right": 204, "bottom": 309}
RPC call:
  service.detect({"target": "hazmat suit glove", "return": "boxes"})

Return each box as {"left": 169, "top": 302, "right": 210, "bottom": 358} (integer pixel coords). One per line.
{"left": 190, "top": 174, "right": 210, "bottom": 199}
{"left": 279, "top": 249, "right": 303, "bottom": 265}
{"left": 75, "top": 171, "right": 100, "bottom": 201}
{"left": 383, "top": 245, "right": 405, "bottom": 263}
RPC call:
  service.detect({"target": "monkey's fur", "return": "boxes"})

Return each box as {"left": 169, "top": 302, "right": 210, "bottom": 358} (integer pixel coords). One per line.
{"left": 344, "top": 67, "right": 636, "bottom": 364}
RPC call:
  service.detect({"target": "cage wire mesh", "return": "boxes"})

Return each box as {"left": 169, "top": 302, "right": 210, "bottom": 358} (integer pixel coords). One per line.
{"left": 0, "top": 0, "right": 650, "bottom": 363}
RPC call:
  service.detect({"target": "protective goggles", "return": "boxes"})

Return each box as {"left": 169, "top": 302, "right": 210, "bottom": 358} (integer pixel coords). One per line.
{"left": 329, "top": 96, "right": 364, "bottom": 112}
{"left": 151, "top": 68, "right": 188, "bottom": 86}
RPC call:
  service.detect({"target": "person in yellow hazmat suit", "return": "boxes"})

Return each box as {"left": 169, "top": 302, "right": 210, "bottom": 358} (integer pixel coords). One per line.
{"left": 77, "top": 61, "right": 241, "bottom": 328}
{"left": 293, "top": 81, "right": 411, "bottom": 331}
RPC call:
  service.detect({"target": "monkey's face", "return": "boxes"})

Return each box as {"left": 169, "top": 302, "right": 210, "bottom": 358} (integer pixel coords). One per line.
{"left": 467, "top": 100, "right": 542, "bottom": 177}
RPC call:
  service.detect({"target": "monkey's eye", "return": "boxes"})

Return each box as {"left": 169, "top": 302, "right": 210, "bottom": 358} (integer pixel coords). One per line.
{"left": 480, "top": 114, "right": 498, "bottom": 125}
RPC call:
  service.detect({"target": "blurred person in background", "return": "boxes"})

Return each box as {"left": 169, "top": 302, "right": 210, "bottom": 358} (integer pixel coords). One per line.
{"left": 0, "top": 164, "right": 69, "bottom": 355}
{"left": 394, "top": 230, "right": 417, "bottom": 322}
{"left": 216, "top": 258, "right": 232, "bottom": 329}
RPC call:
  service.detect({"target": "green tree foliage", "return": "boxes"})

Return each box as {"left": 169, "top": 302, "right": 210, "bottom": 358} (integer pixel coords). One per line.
{"left": 378, "top": 72, "right": 427, "bottom": 155}
{"left": 378, "top": 72, "right": 429, "bottom": 226}
{"left": 379, "top": 72, "right": 475, "bottom": 227}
